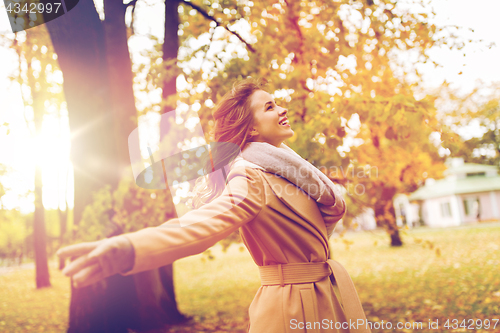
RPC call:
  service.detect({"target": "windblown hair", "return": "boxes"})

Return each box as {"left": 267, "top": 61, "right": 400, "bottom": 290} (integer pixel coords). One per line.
{"left": 190, "top": 77, "right": 267, "bottom": 209}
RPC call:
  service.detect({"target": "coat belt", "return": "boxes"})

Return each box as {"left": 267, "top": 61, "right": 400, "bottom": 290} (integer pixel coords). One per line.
{"left": 258, "top": 260, "right": 371, "bottom": 333}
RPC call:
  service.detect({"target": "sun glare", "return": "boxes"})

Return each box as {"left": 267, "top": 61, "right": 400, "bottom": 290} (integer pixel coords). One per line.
{"left": 0, "top": 83, "right": 73, "bottom": 213}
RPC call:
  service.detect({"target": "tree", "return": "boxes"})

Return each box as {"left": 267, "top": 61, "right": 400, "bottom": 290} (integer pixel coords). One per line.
{"left": 7, "top": 24, "right": 63, "bottom": 287}
{"left": 57, "top": 127, "right": 69, "bottom": 270}
{"left": 168, "top": 0, "right": 469, "bottom": 246}
{"left": 334, "top": 91, "right": 447, "bottom": 245}
{"left": 442, "top": 82, "right": 500, "bottom": 166}
{"left": 40, "top": 0, "right": 189, "bottom": 330}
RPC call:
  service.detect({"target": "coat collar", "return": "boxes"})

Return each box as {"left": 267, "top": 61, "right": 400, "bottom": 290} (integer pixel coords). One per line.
{"left": 259, "top": 171, "right": 324, "bottom": 221}
{"left": 259, "top": 170, "right": 328, "bottom": 238}
{"left": 229, "top": 157, "right": 327, "bottom": 238}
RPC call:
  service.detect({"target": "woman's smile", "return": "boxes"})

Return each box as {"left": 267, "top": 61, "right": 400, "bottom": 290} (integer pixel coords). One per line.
{"left": 279, "top": 117, "right": 290, "bottom": 127}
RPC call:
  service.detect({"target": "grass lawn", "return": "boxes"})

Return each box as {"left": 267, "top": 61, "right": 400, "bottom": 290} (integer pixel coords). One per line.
{"left": 1, "top": 223, "right": 499, "bottom": 333}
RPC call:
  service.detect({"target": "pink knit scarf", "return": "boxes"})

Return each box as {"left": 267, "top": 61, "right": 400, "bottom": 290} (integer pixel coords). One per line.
{"left": 237, "top": 142, "right": 346, "bottom": 227}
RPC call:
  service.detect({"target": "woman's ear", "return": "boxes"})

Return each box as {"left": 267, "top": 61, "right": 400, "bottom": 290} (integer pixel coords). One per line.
{"left": 249, "top": 129, "right": 259, "bottom": 137}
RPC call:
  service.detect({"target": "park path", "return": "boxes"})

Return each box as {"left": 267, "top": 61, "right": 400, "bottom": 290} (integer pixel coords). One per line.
{"left": 0, "top": 262, "right": 35, "bottom": 276}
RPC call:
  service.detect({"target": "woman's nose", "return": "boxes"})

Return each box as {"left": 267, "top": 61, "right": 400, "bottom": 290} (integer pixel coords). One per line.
{"left": 279, "top": 107, "right": 287, "bottom": 116}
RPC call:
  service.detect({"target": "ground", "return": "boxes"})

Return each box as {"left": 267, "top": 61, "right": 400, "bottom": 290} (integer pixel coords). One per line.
{"left": 1, "top": 222, "right": 499, "bottom": 333}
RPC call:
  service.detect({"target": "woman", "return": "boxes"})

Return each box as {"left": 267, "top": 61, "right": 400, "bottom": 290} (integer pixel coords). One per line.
{"left": 58, "top": 78, "right": 371, "bottom": 333}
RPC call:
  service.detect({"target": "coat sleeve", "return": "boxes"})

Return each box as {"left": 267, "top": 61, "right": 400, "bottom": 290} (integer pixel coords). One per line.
{"left": 318, "top": 183, "right": 346, "bottom": 238}
{"left": 120, "top": 166, "right": 265, "bottom": 276}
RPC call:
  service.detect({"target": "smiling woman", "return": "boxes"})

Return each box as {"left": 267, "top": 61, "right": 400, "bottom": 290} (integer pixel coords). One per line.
{"left": 56, "top": 77, "right": 370, "bottom": 333}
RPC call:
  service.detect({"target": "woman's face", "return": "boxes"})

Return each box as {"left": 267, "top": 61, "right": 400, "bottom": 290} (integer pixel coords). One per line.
{"left": 249, "top": 90, "right": 294, "bottom": 147}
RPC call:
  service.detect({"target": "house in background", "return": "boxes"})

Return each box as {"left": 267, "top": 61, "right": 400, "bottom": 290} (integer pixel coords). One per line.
{"left": 351, "top": 207, "right": 377, "bottom": 231}
{"left": 393, "top": 157, "right": 500, "bottom": 228}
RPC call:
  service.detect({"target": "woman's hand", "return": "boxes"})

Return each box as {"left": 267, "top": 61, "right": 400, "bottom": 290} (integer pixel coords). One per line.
{"left": 57, "top": 236, "right": 135, "bottom": 288}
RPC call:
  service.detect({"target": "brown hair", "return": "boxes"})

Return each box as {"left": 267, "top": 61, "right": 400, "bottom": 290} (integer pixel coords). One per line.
{"left": 190, "top": 77, "right": 267, "bottom": 209}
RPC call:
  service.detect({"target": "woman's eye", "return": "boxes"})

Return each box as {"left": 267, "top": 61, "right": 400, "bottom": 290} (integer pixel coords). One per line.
{"left": 267, "top": 105, "right": 273, "bottom": 111}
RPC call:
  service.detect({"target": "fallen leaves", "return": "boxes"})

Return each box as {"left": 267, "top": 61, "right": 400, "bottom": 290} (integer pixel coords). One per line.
{"left": 1, "top": 225, "right": 499, "bottom": 333}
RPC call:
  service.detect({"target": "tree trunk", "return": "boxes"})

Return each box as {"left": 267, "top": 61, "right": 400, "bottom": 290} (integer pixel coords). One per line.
{"left": 151, "top": 0, "right": 187, "bottom": 324}
{"left": 162, "top": 0, "right": 180, "bottom": 112}
{"left": 44, "top": 0, "right": 186, "bottom": 330}
{"left": 25, "top": 32, "right": 51, "bottom": 289}
{"left": 103, "top": 0, "right": 186, "bottom": 327}
{"left": 373, "top": 186, "right": 403, "bottom": 247}
{"left": 102, "top": 0, "right": 137, "bottom": 180}
{"left": 390, "top": 229, "right": 403, "bottom": 247}
{"left": 32, "top": 103, "right": 51, "bottom": 288}
{"left": 58, "top": 204, "right": 67, "bottom": 270}
{"left": 58, "top": 126, "right": 68, "bottom": 270}
{"left": 44, "top": 0, "right": 117, "bottom": 227}
{"left": 33, "top": 163, "right": 51, "bottom": 288}
{"left": 67, "top": 275, "right": 140, "bottom": 333}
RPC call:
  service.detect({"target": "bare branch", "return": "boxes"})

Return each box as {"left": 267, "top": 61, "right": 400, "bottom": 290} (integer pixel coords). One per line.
{"left": 179, "top": 0, "right": 256, "bottom": 53}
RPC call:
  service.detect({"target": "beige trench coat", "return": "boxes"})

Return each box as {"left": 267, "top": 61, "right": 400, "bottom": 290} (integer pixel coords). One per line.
{"left": 122, "top": 163, "right": 371, "bottom": 333}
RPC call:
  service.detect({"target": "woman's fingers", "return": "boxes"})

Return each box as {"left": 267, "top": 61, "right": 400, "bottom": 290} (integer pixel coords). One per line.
{"left": 56, "top": 241, "right": 102, "bottom": 260}
{"left": 74, "top": 271, "right": 105, "bottom": 289}
{"left": 62, "top": 253, "right": 99, "bottom": 277}
{"left": 72, "top": 263, "right": 103, "bottom": 289}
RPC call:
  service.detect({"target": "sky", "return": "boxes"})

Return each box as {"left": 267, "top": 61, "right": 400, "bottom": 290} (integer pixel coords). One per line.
{"left": 0, "top": 0, "right": 500, "bottom": 213}
{"left": 419, "top": 0, "right": 500, "bottom": 142}
{"left": 421, "top": 0, "right": 500, "bottom": 93}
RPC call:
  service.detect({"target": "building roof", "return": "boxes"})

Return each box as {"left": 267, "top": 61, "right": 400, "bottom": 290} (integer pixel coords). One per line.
{"left": 409, "top": 175, "right": 500, "bottom": 201}
{"left": 444, "top": 163, "right": 499, "bottom": 176}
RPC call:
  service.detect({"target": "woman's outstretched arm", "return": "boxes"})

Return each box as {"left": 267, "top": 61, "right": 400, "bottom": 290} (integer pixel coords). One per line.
{"left": 57, "top": 166, "right": 265, "bottom": 287}
{"left": 122, "top": 166, "right": 264, "bottom": 275}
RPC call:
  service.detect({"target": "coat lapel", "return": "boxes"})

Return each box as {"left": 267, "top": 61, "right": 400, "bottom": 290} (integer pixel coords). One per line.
{"left": 229, "top": 161, "right": 328, "bottom": 237}
{"left": 260, "top": 171, "right": 327, "bottom": 235}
